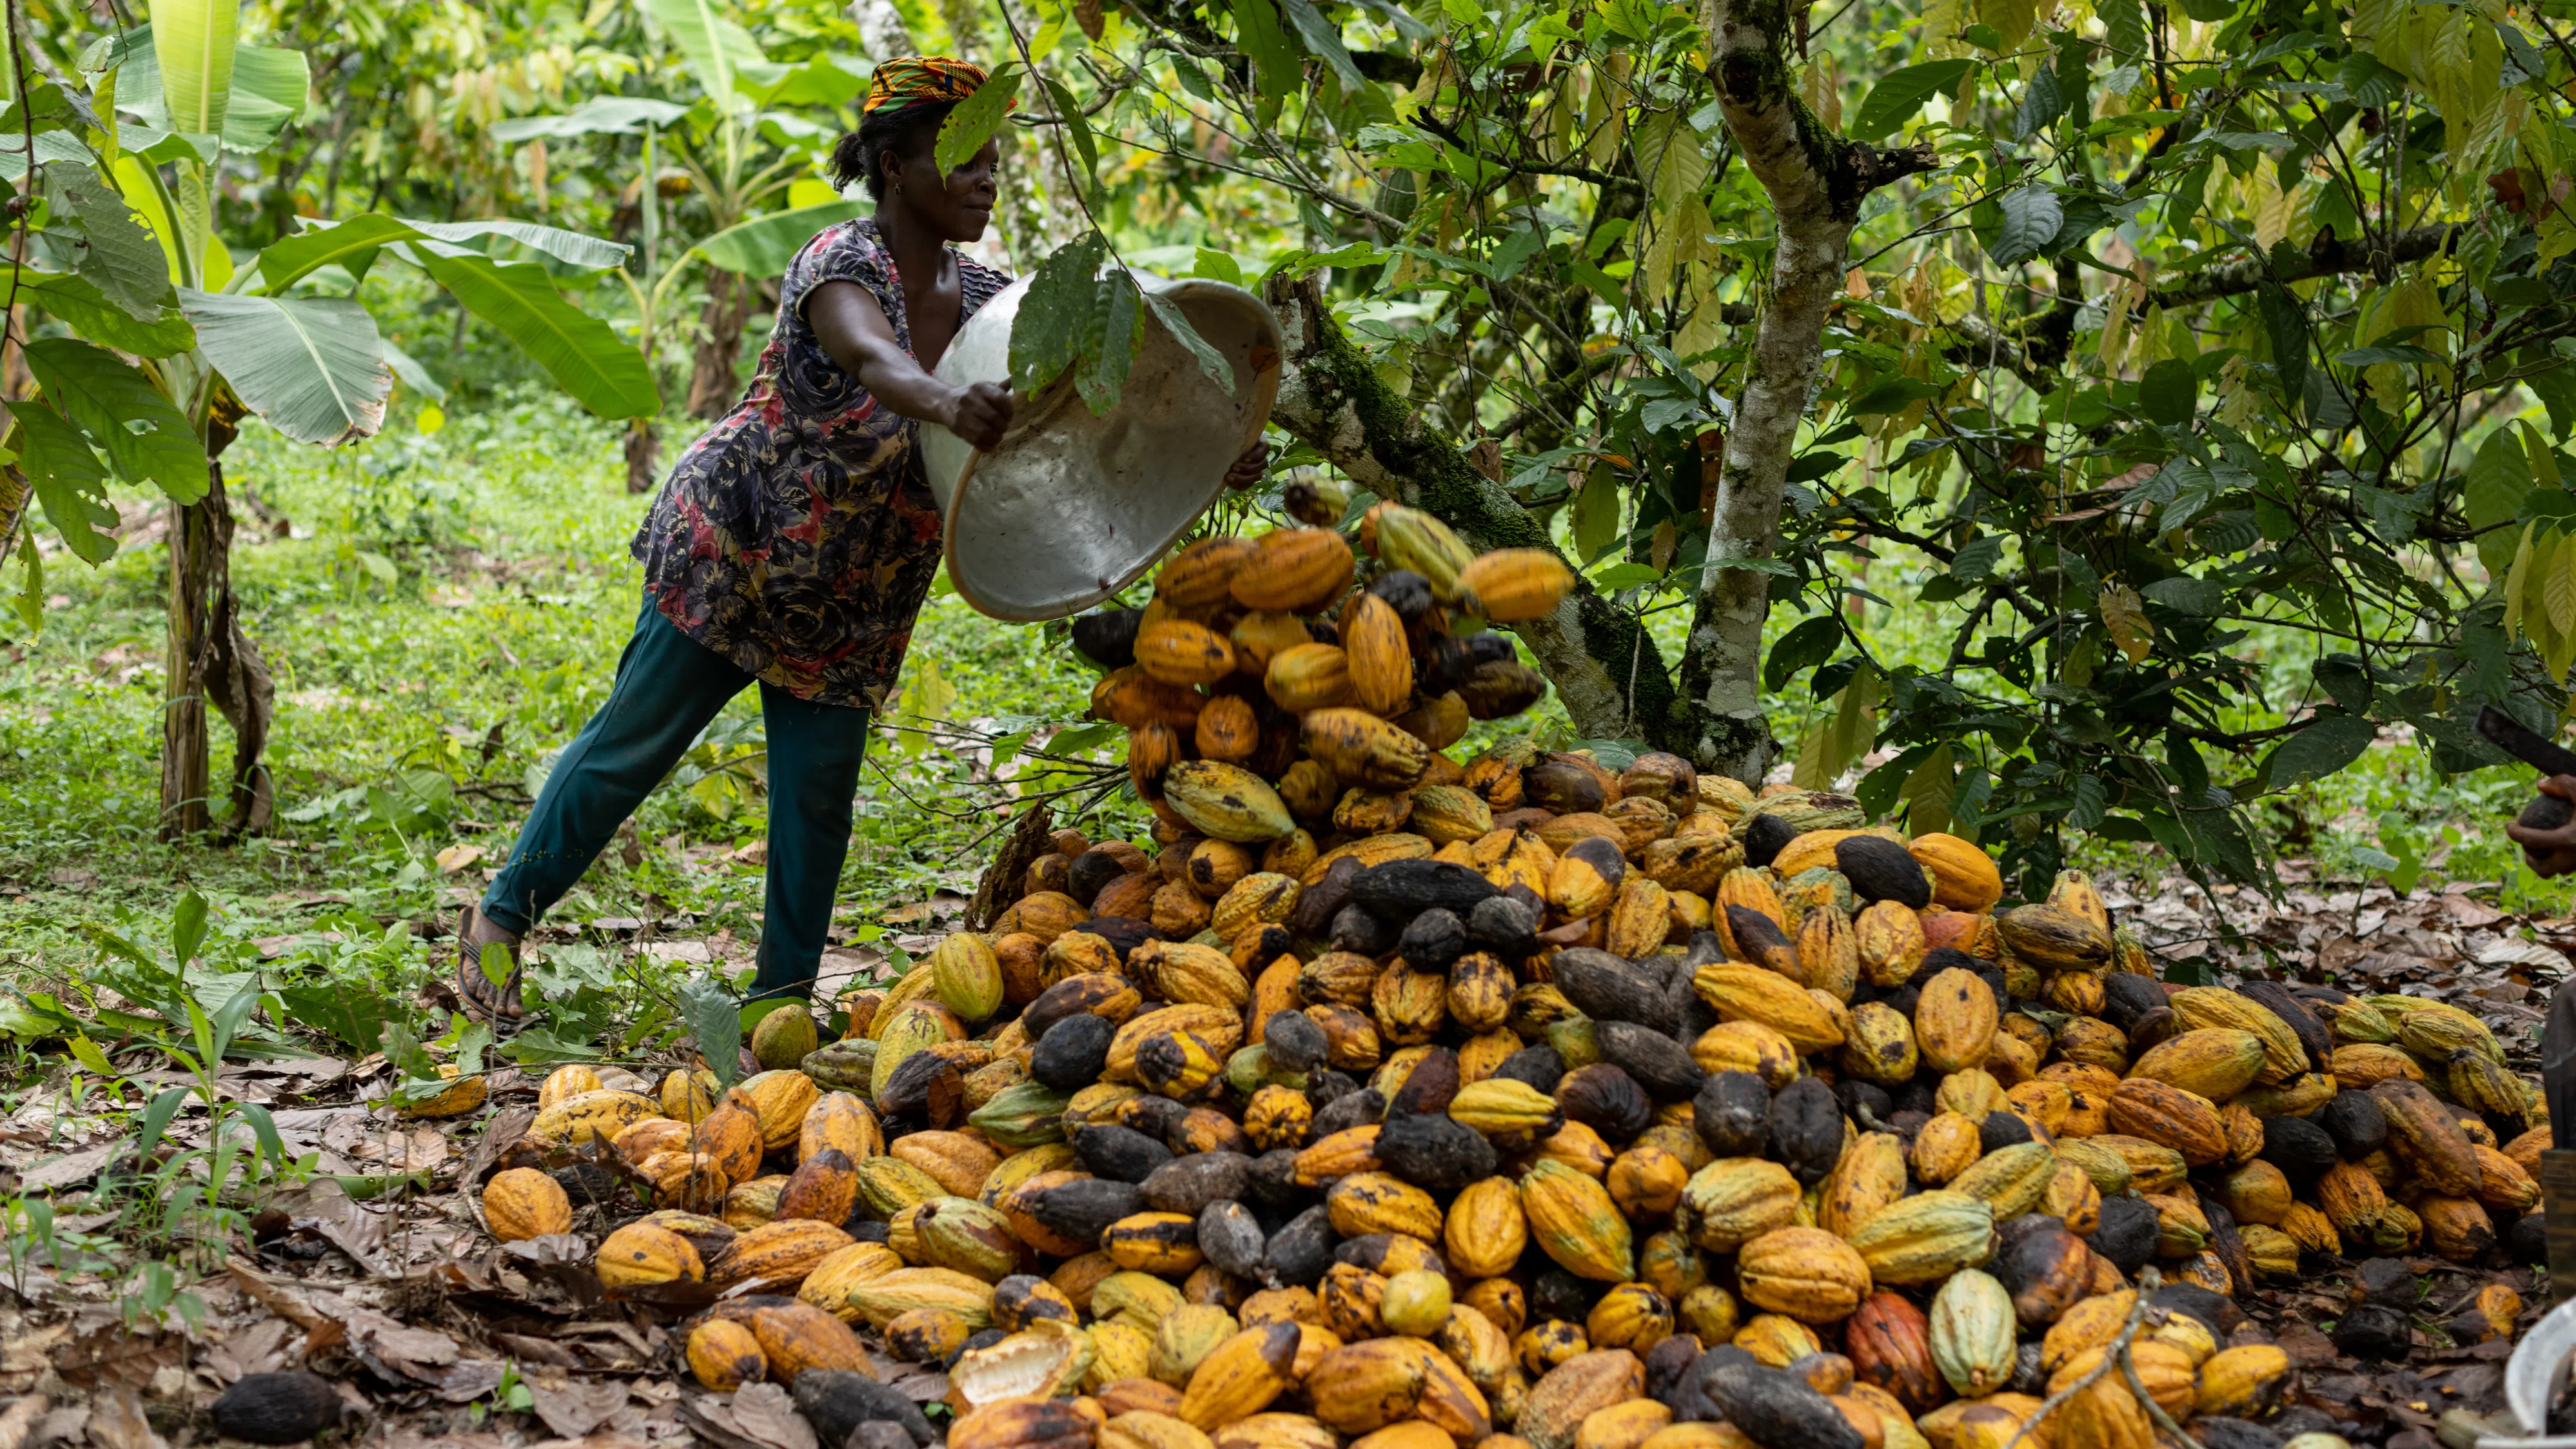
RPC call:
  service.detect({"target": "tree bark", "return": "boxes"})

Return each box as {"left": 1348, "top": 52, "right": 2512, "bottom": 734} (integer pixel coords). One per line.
{"left": 1676, "top": 0, "right": 1935, "bottom": 782}
{"left": 686, "top": 269, "right": 756, "bottom": 420}
{"left": 160, "top": 448, "right": 274, "bottom": 841}
{"left": 627, "top": 417, "right": 662, "bottom": 494}
{"left": 1262, "top": 272, "right": 1703, "bottom": 754}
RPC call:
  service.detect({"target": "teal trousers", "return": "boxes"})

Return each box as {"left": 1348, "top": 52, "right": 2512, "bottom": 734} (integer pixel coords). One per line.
{"left": 481, "top": 595, "right": 871, "bottom": 1000}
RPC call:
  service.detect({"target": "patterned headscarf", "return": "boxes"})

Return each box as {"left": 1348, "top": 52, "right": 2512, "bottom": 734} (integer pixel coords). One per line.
{"left": 864, "top": 56, "right": 999, "bottom": 113}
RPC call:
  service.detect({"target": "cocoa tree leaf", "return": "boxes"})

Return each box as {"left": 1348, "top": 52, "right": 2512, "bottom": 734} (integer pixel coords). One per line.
{"left": 1988, "top": 184, "right": 2063, "bottom": 266}
{"left": 1847, "top": 59, "right": 1977, "bottom": 143}
{"left": 3, "top": 398, "right": 119, "bottom": 565}
{"left": 679, "top": 980, "right": 742, "bottom": 1090}
{"left": 2099, "top": 583, "right": 2154, "bottom": 662}
{"left": 934, "top": 61, "right": 1023, "bottom": 176}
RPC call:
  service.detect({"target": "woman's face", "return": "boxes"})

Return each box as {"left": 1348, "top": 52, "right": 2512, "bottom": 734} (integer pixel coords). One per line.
{"left": 885, "top": 136, "right": 1001, "bottom": 243}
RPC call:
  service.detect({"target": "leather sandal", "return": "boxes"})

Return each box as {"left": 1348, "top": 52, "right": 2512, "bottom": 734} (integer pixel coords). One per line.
{"left": 455, "top": 903, "right": 527, "bottom": 1025}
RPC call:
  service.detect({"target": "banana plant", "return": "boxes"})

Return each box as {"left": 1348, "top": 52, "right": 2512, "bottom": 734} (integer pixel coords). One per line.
{"left": 0, "top": 0, "right": 654, "bottom": 840}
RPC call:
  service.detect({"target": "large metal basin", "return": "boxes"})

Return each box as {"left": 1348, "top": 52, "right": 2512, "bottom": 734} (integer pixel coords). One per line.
{"left": 919, "top": 273, "right": 1282, "bottom": 622}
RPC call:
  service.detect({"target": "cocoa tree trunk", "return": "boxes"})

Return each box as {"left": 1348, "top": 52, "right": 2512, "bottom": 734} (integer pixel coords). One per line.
{"left": 160, "top": 437, "right": 274, "bottom": 840}
{"left": 685, "top": 270, "right": 756, "bottom": 420}
{"left": 1675, "top": 0, "right": 1936, "bottom": 781}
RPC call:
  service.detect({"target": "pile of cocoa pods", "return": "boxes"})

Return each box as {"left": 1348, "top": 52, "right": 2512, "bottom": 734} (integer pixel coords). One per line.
{"left": 480, "top": 726, "right": 2548, "bottom": 1449}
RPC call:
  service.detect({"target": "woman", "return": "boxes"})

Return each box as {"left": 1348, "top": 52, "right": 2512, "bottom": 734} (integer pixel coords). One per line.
{"left": 455, "top": 57, "right": 1266, "bottom": 1021}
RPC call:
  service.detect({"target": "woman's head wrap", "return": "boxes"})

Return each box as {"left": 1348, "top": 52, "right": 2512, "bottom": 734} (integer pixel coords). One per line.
{"left": 863, "top": 56, "right": 999, "bottom": 113}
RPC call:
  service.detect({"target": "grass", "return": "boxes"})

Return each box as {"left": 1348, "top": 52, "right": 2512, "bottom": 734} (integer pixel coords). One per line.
{"left": 3, "top": 381, "right": 2571, "bottom": 1066}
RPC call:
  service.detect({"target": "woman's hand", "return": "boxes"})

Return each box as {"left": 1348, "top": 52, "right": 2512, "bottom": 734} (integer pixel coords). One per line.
{"left": 1224, "top": 442, "right": 1270, "bottom": 490}
{"left": 2506, "top": 775, "right": 2576, "bottom": 876}
{"left": 945, "top": 381, "right": 1014, "bottom": 451}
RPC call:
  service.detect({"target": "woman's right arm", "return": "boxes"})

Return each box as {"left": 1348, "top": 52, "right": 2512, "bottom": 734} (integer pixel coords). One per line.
{"left": 805, "top": 279, "right": 1014, "bottom": 450}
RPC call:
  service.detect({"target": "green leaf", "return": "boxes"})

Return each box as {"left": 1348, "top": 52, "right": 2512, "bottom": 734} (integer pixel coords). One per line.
{"left": 1571, "top": 461, "right": 1622, "bottom": 563}
{"left": 4, "top": 268, "right": 195, "bottom": 355}
{"left": 391, "top": 218, "right": 631, "bottom": 271}
{"left": 1232, "top": 0, "right": 1304, "bottom": 97}
{"left": 2139, "top": 575, "right": 2227, "bottom": 615}
{"left": 1849, "top": 59, "right": 1978, "bottom": 144}
{"left": 154, "top": 0, "right": 238, "bottom": 140}
{"left": 406, "top": 250, "right": 659, "bottom": 419}
{"left": 1764, "top": 615, "right": 1842, "bottom": 691}
{"left": 182, "top": 290, "right": 389, "bottom": 444}
{"left": 56, "top": 164, "right": 176, "bottom": 320}
{"left": 488, "top": 96, "right": 692, "bottom": 143}
{"left": 2013, "top": 64, "right": 2063, "bottom": 139}
{"left": 2138, "top": 357, "right": 2196, "bottom": 426}
{"left": 1900, "top": 743, "right": 1958, "bottom": 836}
{"left": 2467, "top": 428, "right": 2533, "bottom": 532}
{"left": 223, "top": 43, "right": 309, "bottom": 152}
{"left": 678, "top": 979, "right": 743, "bottom": 1089}
{"left": 1987, "top": 184, "right": 2063, "bottom": 267}
{"left": 2100, "top": 0, "right": 2146, "bottom": 53}
{"left": 132, "top": 1087, "right": 190, "bottom": 1162}
{"left": 1010, "top": 232, "right": 1110, "bottom": 395}
{"left": 2259, "top": 284, "right": 2308, "bottom": 402}
{"left": 1277, "top": 0, "right": 1366, "bottom": 89}
{"left": 644, "top": 0, "right": 767, "bottom": 109}
{"left": 1141, "top": 285, "right": 1239, "bottom": 399}
{"left": 1076, "top": 269, "right": 1141, "bottom": 415}
{"left": 2265, "top": 714, "right": 2379, "bottom": 785}
{"left": 695, "top": 201, "right": 867, "bottom": 275}
{"left": 3, "top": 399, "right": 119, "bottom": 564}
{"left": 20, "top": 339, "right": 210, "bottom": 504}
{"left": 272, "top": 985, "right": 391, "bottom": 1053}
{"left": 1041, "top": 76, "right": 1099, "bottom": 192}
{"left": 935, "top": 61, "right": 1024, "bottom": 177}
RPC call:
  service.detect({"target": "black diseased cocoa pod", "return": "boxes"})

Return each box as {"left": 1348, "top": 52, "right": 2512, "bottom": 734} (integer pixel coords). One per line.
{"left": 877, "top": 1049, "right": 964, "bottom": 1129}
{"left": 2127, "top": 1006, "right": 2179, "bottom": 1055}
{"left": 1726, "top": 907, "right": 1798, "bottom": 975}
{"left": 1305, "top": 619, "right": 1341, "bottom": 648}
{"left": 2150, "top": 1283, "right": 2242, "bottom": 1336}
{"left": 1199, "top": 1199, "right": 1270, "bottom": 1282}
{"left": 1422, "top": 634, "right": 1474, "bottom": 696}
{"left": 2195, "top": 1189, "right": 2253, "bottom": 1299}
{"left": 1350, "top": 859, "right": 1499, "bottom": 920}
{"left": 1070, "top": 609, "right": 1143, "bottom": 671}
{"left": 1386, "top": 1047, "right": 1462, "bottom": 1118}
{"left": 1068, "top": 849, "right": 1136, "bottom": 907}
{"left": 1085, "top": 916, "right": 1161, "bottom": 959}
{"left": 1595, "top": 1021, "right": 1706, "bottom": 1101}
{"left": 1398, "top": 908, "right": 1469, "bottom": 974}
{"left": 1368, "top": 569, "right": 1434, "bottom": 621}
{"left": 1742, "top": 813, "right": 1796, "bottom": 869}
{"left": 794, "top": 1368, "right": 939, "bottom": 1447}
{"left": 1558, "top": 1063, "right": 1654, "bottom": 1142}
{"left": 1989, "top": 1219, "right": 2089, "bottom": 1326}
{"left": 1920, "top": 945, "right": 1988, "bottom": 976}
{"left": 1307, "top": 1070, "right": 1360, "bottom": 1109}
{"left": 1978, "top": 1110, "right": 2032, "bottom": 1153}
{"left": 1460, "top": 661, "right": 1545, "bottom": 720}
{"left": 2256, "top": 1114, "right": 2337, "bottom": 1185}
{"left": 1266, "top": 1204, "right": 1339, "bottom": 1286}
{"left": 2266, "top": 1410, "right": 2337, "bottom": 1442}
{"left": 2510, "top": 1211, "right": 2547, "bottom": 1264}
{"left": 1880, "top": 985, "right": 1924, "bottom": 1019}
{"left": 1552, "top": 948, "right": 1679, "bottom": 1034}
{"left": 1032, "top": 1012, "right": 1117, "bottom": 1090}
{"left": 1376, "top": 1112, "right": 1497, "bottom": 1192}
{"left": 849, "top": 1219, "right": 892, "bottom": 1243}
{"left": 2087, "top": 1194, "right": 2161, "bottom": 1274}
{"left": 1024, "top": 1177, "right": 1145, "bottom": 1242}
{"left": 2355, "top": 1257, "right": 2421, "bottom": 1306}
{"left": 1646, "top": 1331, "right": 1704, "bottom": 1409}
{"left": 1330, "top": 903, "right": 1400, "bottom": 957}
{"left": 1836, "top": 834, "right": 1931, "bottom": 909}
{"left": 1530, "top": 1266, "right": 1602, "bottom": 1321}
{"left": 1263, "top": 1010, "right": 1330, "bottom": 1076}
{"left": 211, "top": 1372, "right": 342, "bottom": 1446}
{"left": 2099, "top": 971, "right": 2166, "bottom": 1031}
{"left": 1119, "top": 1094, "right": 1189, "bottom": 1145}
{"left": 2318, "top": 1089, "right": 2388, "bottom": 1159}
{"left": 1140, "top": 1151, "right": 1255, "bottom": 1216}
{"left": 1292, "top": 855, "right": 1364, "bottom": 938}
{"left": 1832, "top": 1079, "right": 1891, "bottom": 1127}
{"left": 2007, "top": 1342, "right": 2047, "bottom": 1396}
{"left": 2194, "top": 1419, "right": 2284, "bottom": 1449}
{"left": 2332, "top": 1303, "right": 2412, "bottom": 1361}
{"left": 1695, "top": 1071, "right": 1772, "bottom": 1158}
{"left": 1246, "top": 1148, "right": 1304, "bottom": 1212}
{"left": 1311, "top": 1087, "right": 1386, "bottom": 1139}
{"left": 2236, "top": 980, "right": 2332, "bottom": 1071}
{"left": 1464, "top": 633, "right": 1515, "bottom": 666}
{"left": 1767, "top": 1076, "right": 1844, "bottom": 1186}
{"left": 1697, "top": 1363, "right": 1865, "bottom": 1449}
{"left": 1893, "top": 1079, "right": 1937, "bottom": 1117}
{"left": 1070, "top": 1123, "right": 1173, "bottom": 1183}
{"left": 1470, "top": 893, "right": 1542, "bottom": 960}
{"left": 1523, "top": 758, "right": 1608, "bottom": 815}
{"left": 1493, "top": 1045, "right": 1566, "bottom": 1094}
